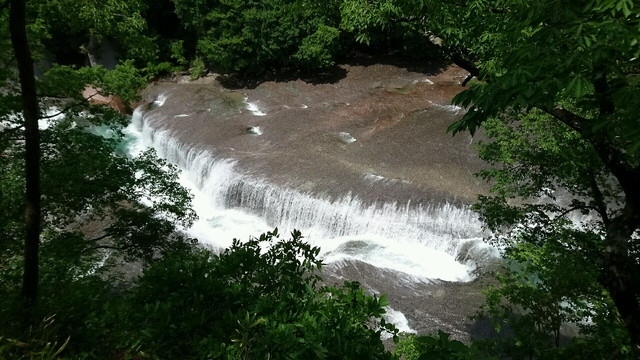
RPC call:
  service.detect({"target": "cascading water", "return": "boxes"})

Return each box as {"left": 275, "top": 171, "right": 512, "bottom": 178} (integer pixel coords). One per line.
{"left": 124, "top": 97, "right": 494, "bottom": 283}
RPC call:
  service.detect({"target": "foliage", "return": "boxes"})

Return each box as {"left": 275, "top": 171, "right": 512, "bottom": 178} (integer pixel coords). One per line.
{"left": 2, "top": 0, "right": 197, "bottom": 343}
{"left": 37, "top": 61, "right": 147, "bottom": 106}
{"left": 339, "top": 0, "right": 436, "bottom": 57}
{"left": 173, "top": 0, "right": 343, "bottom": 73}
{"left": 410, "top": 0, "right": 640, "bottom": 355}
{"left": 0, "top": 316, "right": 69, "bottom": 360}
{"left": 460, "top": 109, "right": 638, "bottom": 357}
{"left": 0, "top": 100, "right": 198, "bottom": 354}
{"left": 189, "top": 56, "right": 207, "bottom": 80}
{"left": 340, "top": 0, "right": 404, "bottom": 45}
{"left": 293, "top": 25, "right": 341, "bottom": 70}
{"left": 34, "top": 0, "right": 159, "bottom": 66}
{"left": 472, "top": 112, "right": 611, "bottom": 229}
{"left": 444, "top": 0, "right": 640, "bottom": 146}
{"left": 394, "top": 332, "right": 491, "bottom": 360}
{"left": 169, "top": 39, "right": 188, "bottom": 68}
{"left": 105, "top": 229, "right": 397, "bottom": 359}
{"left": 477, "top": 227, "right": 632, "bottom": 359}
{"left": 0, "top": 105, "right": 197, "bottom": 263}
{"left": 1, "top": 230, "right": 399, "bottom": 359}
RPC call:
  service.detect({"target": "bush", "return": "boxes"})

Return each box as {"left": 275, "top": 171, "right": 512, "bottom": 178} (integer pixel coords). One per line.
{"left": 394, "top": 332, "right": 491, "bottom": 360}
{"left": 294, "top": 25, "right": 341, "bottom": 70}
{"left": 175, "top": 0, "right": 343, "bottom": 74}
{"left": 1, "top": 229, "right": 397, "bottom": 358}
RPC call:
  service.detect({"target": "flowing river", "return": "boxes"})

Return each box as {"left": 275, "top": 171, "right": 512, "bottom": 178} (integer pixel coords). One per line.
{"left": 124, "top": 62, "right": 499, "bottom": 339}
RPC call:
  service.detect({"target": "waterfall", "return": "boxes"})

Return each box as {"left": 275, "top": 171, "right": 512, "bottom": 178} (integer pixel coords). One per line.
{"left": 125, "top": 101, "right": 495, "bottom": 283}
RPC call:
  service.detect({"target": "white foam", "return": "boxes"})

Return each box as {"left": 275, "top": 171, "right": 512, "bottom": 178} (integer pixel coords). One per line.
{"left": 382, "top": 307, "right": 416, "bottom": 338}
{"left": 39, "top": 107, "right": 67, "bottom": 129}
{"left": 246, "top": 102, "right": 266, "bottom": 116}
{"left": 320, "top": 234, "right": 477, "bottom": 282}
{"left": 431, "top": 104, "right": 464, "bottom": 115}
{"left": 153, "top": 94, "right": 167, "bottom": 107}
{"left": 364, "top": 173, "right": 385, "bottom": 182}
{"left": 125, "top": 102, "right": 490, "bottom": 281}
{"left": 246, "top": 126, "right": 262, "bottom": 135}
{"left": 338, "top": 132, "right": 356, "bottom": 143}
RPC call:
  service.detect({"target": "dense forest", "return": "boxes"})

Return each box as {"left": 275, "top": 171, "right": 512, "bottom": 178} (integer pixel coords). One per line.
{"left": 2, "top": 0, "right": 640, "bottom": 358}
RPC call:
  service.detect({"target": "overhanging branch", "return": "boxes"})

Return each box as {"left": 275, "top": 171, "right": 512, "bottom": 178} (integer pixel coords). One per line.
{"left": 81, "top": 245, "right": 125, "bottom": 253}
{"left": 545, "top": 107, "right": 586, "bottom": 133}
{"left": 543, "top": 106, "right": 640, "bottom": 219}
{"left": 593, "top": 66, "right": 615, "bottom": 116}
{"left": 39, "top": 93, "right": 100, "bottom": 120}
{"left": 587, "top": 170, "right": 610, "bottom": 226}
{"left": 87, "top": 233, "right": 111, "bottom": 243}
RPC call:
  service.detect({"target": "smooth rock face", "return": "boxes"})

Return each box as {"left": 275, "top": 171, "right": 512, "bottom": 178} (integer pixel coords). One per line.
{"left": 142, "top": 63, "right": 487, "bottom": 206}
{"left": 322, "top": 260, "right": 497, "bottom": 342}
{"left": 140, "top": 62, "right": 496, "bottom": 341}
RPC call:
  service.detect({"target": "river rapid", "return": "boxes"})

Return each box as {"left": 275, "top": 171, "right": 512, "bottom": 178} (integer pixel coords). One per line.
{"left": 126, "top": 61, "right": 499, "bottom": 340}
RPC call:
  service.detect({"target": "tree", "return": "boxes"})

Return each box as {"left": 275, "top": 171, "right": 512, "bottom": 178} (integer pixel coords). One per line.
{"left": 343, "top": 0, "right": 640, "bottom": 354}
{"left": 172, "top": 0, "right": 343, "bottom": 74}
{"left": 428, "top": 0, "right": 640, "bottom": 355}
{"left": 2, "top": 0, "right": 196, "bottom": 322}
{"left": 339, "top": 0, "right": 478, "bottom": 78}
{"left": 394, "top": 331, "right": 491, "bottom": 360}
{"left": 34, "top": 0, "right": 159, "bottom": 67}
{"left": 9, "top": 0, "right": 41, "bottom": 309}
{"left": 339, "top": 0, "right": 436, "bottom": 58}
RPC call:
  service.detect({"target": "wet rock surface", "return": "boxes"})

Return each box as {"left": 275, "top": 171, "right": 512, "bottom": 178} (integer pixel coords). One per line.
{"left": 139, "top": 61, "right": 496, "bottom": 341}
{"left": 323, "top": 260, "right": 499, "bottom": 342}
{"left": 141, "top": 63, "right": 487, "bottom": 206}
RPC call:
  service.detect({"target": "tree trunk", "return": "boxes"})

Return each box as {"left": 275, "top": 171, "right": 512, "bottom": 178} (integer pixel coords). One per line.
{"left": 602, "top": 220, "right": 640, "bottom": 358}
{"left": 552, "top": 100, "right": 640, "bottom": 357}
{"left": 10, "top": 0, "right": 42, "bottom": 308}
{"left": 590, "top": 136, "right": 640, "bottom": 358}
{"left": 86, "top": 34, "right": 99, "bottom": 67}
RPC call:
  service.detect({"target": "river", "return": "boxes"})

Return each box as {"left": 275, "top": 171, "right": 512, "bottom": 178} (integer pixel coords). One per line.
{"left": 125, "top": 61, "right": 499, "bottom": 340}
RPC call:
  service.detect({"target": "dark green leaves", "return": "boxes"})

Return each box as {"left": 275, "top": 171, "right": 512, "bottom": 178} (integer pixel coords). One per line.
{"left": 175, "top": 0, "right": 343, "bottom": 74}
{"left": 293, "top": 25, "right": 341, "bottom": 70}
{"left": 110, "top": 230, "right": 396, "bottom": 359}
{"left": 441, "top": 0, "right": 640, "bottom": 153}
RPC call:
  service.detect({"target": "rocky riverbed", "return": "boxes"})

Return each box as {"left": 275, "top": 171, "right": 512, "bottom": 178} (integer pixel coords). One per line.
{"left": 137, "top": 58, "right": 499, "bottom": 342}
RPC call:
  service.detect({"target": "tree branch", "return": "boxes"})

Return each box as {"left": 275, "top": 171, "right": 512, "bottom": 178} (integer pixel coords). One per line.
{"left": 86, "top": 233, "right": 111, "bottom": 243}
{"left": 593, "top": 66, "right": 615, "bottom": 116}
{"left": 544, "top": 106, "right": 640, "bottom": 222}
{"left": 544, "top": 107, "right": 586, "bottom": 133}
{"left": 81, "top": 244, "right": 125, "bottom": 254}
{"left": 1, "top": 125, "right": 24, "bottom": 136}
{"left": 451, "top": 50, "right": 480, "bottom": 82}
{"left": 421, "top": 32, "right": 479, "bottom": 86}
{"left": 587, "top": 170, "right": 610, "bottom": 226}
{"left": 390, "top": 16, "right": 421, "bottom": 24}
{"left": 38, "top": 93, "right": 100, "bottom": 120}
{"left": 556, "top": 204, "right": 599, "bottom": 219}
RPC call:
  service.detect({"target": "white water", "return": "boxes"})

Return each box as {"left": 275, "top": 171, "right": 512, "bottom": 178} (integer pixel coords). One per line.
{"left": 246, "top": 101, "right": 266, "bottom": 116}
{"left": 124, "top": 99, "right": 491, "bottom": 283}
{"left": 383, "top": 307, "right": 416, "bottom": 338}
